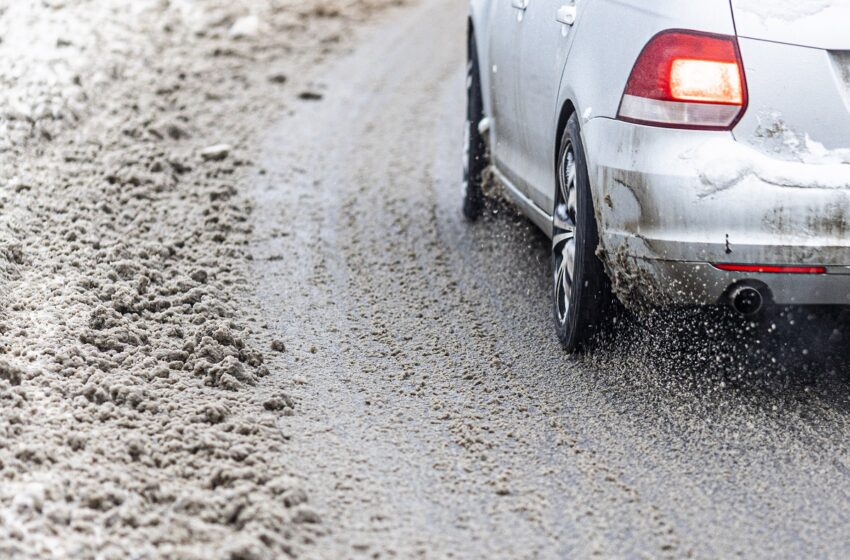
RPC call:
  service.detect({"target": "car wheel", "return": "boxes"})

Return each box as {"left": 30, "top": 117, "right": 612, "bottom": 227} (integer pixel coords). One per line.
{"left": 552, "top": 114, "right": 616, "bottom": 352}
{"left": 463, "top": 32, "right": 487, "bottom": 221}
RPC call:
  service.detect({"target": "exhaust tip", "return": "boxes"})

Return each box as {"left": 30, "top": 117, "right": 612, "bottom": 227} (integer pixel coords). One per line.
{"left": 730, "top": 285, "right": 764, "bottom": 316}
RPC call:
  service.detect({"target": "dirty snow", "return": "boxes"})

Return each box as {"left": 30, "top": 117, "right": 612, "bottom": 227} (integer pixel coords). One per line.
{"left": 688, "top": 135, "right": 850, "bottom": 196}
{"left": 0, "top": 0, "right": 404, "bottom": 558}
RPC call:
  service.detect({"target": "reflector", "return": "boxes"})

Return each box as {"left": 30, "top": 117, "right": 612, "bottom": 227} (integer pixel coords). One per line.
{"left": 713, "top": 264, "right": 827, "bottom": 274}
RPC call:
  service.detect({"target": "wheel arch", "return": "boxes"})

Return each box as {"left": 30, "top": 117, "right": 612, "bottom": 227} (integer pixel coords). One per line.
{"left": 554, "top": 100, "right": 576, "bottom": 168}
{"left": 553, "top": 100, "right": 577, "bottom": 212}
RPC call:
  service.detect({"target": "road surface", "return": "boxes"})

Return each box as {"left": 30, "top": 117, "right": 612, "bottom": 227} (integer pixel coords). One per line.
{"left": 250, "top": 0, "right": 850, "bottom": 557}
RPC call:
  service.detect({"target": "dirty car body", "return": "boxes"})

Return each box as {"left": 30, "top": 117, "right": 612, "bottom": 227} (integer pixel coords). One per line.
{"left": 468, "top": 0, "right": 850, "bottom": 315}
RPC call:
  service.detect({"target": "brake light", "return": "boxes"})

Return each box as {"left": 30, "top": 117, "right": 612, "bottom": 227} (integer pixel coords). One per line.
{"left": 713, "top": 264, "right": 826, "bottom": 275}
{"left": 617, "top": 30, "right": 747, "bottom": 129}
{"left": 669, "top": 59, "right": 742, "bottom": 103}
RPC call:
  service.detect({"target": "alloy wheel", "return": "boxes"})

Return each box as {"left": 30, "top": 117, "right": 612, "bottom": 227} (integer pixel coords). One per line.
{"left": 553, "top": 141, "right": 578, "bottom": 326}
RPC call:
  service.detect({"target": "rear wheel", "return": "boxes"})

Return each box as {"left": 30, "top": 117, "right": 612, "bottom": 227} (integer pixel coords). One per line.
{"left": 463, "top": 32, "right": 487, "bottom": 221}
{"left": 553, "top": 114, "right": 617, "bottom": 352}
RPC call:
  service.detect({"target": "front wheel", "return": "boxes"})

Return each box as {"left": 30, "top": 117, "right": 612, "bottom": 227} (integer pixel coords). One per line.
{"left": 552, "top": 114, "right": 617, "bottom": 352}
{"left": 463, "top": 32, "right": 487, "bottom": 221}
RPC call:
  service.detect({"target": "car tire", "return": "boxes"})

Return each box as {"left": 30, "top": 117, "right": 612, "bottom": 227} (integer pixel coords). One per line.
{"left": 463, "top": 31, "right": 487, "bottom": 222}
{"left": 552, "top": 114, "right": 617, "bottom": 352}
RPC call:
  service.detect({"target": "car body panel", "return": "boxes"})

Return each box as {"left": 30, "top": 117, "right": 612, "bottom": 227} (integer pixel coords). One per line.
{"left": 730, "top": 1, "right": 850, "bottom": 51}
{"left": 586, "top": 118, "right": 850, "bottom": 262}
{"left": 513, "top": 0, "right": 589, "bottom": 210}
{"left": 733, "top": 38, "right": 850, "bottom": 160}
{"left": 617, "top": 260, "right": 850, "bottom": 307}
{"left": 558, "top": 0, "right": 736, "bottom": 121}
{"left": 485, "top": 0, "right": 526, "bottom": 183}
{"left": 548, "top": 0, "right": 736, "bottom": 214}
{"left": 584, "top": 117, "right": 850, "bottom": 304}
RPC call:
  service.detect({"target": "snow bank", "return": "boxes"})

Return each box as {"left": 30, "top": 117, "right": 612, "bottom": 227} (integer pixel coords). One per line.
{"left": 0, "top": 0, "right": 405, "bottom": 557}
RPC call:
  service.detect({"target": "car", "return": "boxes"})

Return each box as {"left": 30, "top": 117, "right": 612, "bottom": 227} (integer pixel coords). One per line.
{"left": 464, "top": 0, "right": 850, "bottom": 352}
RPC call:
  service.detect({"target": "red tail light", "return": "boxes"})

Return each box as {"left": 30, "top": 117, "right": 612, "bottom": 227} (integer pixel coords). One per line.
{"left": 617, "top": 30, "right": 747, "bottom": 130}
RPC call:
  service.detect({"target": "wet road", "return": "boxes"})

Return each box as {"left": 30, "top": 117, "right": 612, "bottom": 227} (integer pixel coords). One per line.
{"left": 249, "top": 0, "right": 850, "bottom": 557}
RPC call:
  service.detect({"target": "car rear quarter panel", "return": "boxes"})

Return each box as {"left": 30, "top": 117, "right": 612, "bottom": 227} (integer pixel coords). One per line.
{"left": 559, "top": 0, "right": 737, "bottom": 125}
{"left": 733, "top": 39, "right": 850, "bottom": 158}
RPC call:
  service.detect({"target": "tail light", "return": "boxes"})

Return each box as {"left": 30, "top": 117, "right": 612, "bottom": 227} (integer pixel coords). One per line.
{"left": 617, "top": 30, "right": 747, "bottom": 130}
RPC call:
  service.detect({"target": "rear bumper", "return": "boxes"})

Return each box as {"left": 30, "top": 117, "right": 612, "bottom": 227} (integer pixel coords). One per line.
{"left": 583, "top": 117, "right": 850, "bottom": 306}
{"left": 623, "top": 259, "right": 850, "bottom": 306}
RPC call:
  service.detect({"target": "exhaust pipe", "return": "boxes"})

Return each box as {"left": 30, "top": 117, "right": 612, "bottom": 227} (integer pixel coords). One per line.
{"left": 730, "top": 285, "right": 764, "bottom": 316}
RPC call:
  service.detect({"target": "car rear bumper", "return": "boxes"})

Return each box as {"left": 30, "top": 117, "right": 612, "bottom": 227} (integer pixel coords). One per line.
{"left": 618, "top": 258, "right": 850, "bottom": 306}
{"left": 583, "top": 117, "right": 850, "bottom": 306}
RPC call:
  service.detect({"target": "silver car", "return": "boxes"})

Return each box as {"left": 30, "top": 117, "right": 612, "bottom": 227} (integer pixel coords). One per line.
{"left": 464, "top": 0, "right": 850, "bottom": 351}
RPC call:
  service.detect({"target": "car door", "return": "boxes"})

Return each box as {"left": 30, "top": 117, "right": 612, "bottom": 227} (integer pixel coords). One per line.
{"left": 515, "top": 0, "right": 591, "bottom": 211}
{"left": 486, "top": 0, "right": 528, "bottom": 186}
